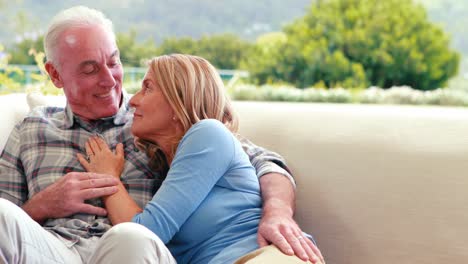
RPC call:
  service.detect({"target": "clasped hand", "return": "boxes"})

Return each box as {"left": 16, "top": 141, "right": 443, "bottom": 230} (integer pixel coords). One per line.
{"left": 77, "top": 136, "right": 125, "bottom": 178}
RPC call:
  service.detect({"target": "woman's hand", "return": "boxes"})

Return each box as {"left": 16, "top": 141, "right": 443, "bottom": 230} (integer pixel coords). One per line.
{"left": 77, "top": 136, "right": 125, "bottom": 179}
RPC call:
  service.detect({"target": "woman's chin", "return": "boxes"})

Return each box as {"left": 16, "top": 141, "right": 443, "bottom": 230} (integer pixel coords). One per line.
{"left": 131, "top": 128, "right": 151, "bottom": 141}
{"left": 131, "top": 126, "right": 141, "bottom": 138}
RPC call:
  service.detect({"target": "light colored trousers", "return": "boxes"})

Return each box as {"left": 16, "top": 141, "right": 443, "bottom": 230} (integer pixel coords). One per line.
{"left": 0, "top": 198, "right": 176, "bottom": 264}
{"left": 235, "top": 245, "right": 323, "bottom": 264}
{"left": 0, "top": 198, "right": 321, "bottom": 264}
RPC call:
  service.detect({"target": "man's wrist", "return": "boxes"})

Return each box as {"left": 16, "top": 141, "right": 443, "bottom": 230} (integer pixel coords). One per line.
{"left": 262, "top": 197, "right": 294, "bottom": 218}
{"left": 22, "top": 195, "right": 48, "bottom": 224}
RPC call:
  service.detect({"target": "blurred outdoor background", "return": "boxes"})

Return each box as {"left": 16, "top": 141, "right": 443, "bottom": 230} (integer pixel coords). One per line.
{"left": 1, "top": 0, "right": 468, "bottom": 106}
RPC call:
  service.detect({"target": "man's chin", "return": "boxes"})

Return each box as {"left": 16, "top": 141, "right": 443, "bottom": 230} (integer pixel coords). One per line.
{"left": 92, "top": 107, "right": 120, "bottom": 119}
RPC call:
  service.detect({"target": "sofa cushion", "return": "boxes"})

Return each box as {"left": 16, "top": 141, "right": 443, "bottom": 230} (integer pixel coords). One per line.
{"left": 26, "top": 92, "right": 66, "bottom": 109}
{"left": 0, "top": 93, "right": 30, "bottom": 150}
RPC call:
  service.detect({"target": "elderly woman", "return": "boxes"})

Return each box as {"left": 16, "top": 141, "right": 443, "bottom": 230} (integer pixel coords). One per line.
{"left": 78, "top": 54, "right": 324, "bottom": 264}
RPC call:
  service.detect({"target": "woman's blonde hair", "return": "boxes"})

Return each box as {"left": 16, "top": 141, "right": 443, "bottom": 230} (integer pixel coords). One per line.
{"left": 135, "top": 54, "right": 239, "bottom": 173}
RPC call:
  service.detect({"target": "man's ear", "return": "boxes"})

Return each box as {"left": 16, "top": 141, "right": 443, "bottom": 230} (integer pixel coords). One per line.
{"left": 45, "top": 62, "right": 64, "bottom": 88}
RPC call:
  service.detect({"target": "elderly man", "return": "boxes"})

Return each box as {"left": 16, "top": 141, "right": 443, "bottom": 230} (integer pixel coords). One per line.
{"left": 0, "top": 5, "right": 323, "bottom": 264}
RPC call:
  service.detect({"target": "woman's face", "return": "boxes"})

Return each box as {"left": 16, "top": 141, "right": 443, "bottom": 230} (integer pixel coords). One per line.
{"left": 129, "top": 69, "right": 177, "bottom": 142}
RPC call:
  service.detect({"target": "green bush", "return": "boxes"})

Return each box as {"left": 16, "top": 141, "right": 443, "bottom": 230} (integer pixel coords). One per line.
{"left": 230, "top": 84, "right": 353, "bottom": 103}
{"left": 229, "top": 83, "right": 468, "bottom": 106}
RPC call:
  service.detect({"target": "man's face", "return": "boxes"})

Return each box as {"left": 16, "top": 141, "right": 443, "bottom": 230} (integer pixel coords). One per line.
{"left": 47, "top": 25, "right": 123, "bottom": 121}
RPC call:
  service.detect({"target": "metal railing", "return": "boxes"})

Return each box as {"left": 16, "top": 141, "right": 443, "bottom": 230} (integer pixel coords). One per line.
{"left": 3, "top": 64, "right": 249, "bottom": 85}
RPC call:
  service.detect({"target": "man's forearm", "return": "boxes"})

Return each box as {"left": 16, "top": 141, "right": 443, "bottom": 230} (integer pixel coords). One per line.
{"left": 257, "top": 173, "right": 324, "bottom": 263}
{"left": 259, "top": 173, "right": 296, "bottom": 217}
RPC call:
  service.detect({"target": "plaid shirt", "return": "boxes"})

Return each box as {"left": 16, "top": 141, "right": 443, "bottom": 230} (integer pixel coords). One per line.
{"left": 0, "top": 94, "right": 293, "bottom": 243}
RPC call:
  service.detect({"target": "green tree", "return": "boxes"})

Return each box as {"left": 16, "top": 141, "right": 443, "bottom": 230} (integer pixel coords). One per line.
{"left": 157, "top": 34, "right": 252, "bottom": 69}
{"left": 7, "top": 36, "right": 44, "bottom": 65}
{"left": 241, "top": 32, "right": 289, "bottom": 84}
{"left": 196, "top": 34, "right": 252, "bottom": 69}
{"left": 0, "top": 44, "right": 24, "bottom": 93}
{"left": 157, "top": 37, "right": 198, "bottom": 56}
{"left": 117, "top": 30, "right": 158, "bottom": 67}
{"left": 249, "top": 0, "right": 460, "bottom": 90}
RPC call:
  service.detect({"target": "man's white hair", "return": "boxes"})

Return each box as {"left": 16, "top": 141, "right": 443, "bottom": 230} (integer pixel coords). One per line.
{"left": 44, "top": 5, "right": 115, "bottom": 64}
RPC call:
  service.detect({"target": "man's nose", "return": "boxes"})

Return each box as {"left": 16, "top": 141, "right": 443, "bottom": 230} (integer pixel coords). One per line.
{"left": 99, "top": 66, "right": 117, "bottom": 87}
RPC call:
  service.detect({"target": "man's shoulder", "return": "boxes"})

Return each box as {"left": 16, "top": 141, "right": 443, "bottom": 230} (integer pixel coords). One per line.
{"left": 27, "top": 105, "right": 65, "bottom": 118}
{"left": 21, "top": 106, "right": 66, "bottom": 127}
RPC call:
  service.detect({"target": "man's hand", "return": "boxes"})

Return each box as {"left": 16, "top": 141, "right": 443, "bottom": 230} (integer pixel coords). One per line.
{"left": 22, "top": 172, "right": 119, "bottom": 224}
{"left": 258, "top": 173, "right": 325, "bottom": 263}
{"left": 258, "top": 205, "right": 325, "bottom": 263}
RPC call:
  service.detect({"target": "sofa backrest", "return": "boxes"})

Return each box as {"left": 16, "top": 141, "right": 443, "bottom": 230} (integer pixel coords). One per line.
{"left": 0, "top": 93, "right": 30, "bottom": 150}
{"left": 235, "top": 101, "right": 468, "bottom": 264}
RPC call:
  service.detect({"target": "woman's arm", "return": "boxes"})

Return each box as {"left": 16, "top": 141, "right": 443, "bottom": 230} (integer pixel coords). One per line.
{"left": 77, "top": 137, "right": 141, "bottom": 224}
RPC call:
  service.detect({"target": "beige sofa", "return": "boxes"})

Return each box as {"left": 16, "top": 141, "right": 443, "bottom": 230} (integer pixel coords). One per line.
{"left": 1, "top": 93, "right": 468, "bottom": 264}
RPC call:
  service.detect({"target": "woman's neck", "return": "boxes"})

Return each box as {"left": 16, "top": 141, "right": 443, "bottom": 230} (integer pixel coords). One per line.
{"left": 158, "top": 139, "right": 175, "bottom": 165}
{"left": 151, "top": 123, "right": 184, "bottom": 166}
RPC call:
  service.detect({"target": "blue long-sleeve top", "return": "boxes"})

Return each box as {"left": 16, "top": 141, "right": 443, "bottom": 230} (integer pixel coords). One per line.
{"left": 132, "top": 119, "right": 262, "bottom": 263}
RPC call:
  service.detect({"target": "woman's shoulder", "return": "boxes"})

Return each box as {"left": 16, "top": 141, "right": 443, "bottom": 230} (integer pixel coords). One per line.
{"left": 181, "top": 119, "right": 233, "bottom": 147}
{"left": 193, "top": 119, "right": 226, "bottom": 129}
{"left": 188, "top": 119, "right": 230, "bottom": 136}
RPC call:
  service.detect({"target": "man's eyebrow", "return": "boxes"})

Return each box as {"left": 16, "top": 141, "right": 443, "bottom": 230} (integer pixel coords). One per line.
{"left": 77, "top": 51, "right": 119, "bottom": 68}
{"left": 110, "top": 50, "right": 120, "bottom": 59}
{"left": 78, "top": 60, "right": 97, "bottom": 68}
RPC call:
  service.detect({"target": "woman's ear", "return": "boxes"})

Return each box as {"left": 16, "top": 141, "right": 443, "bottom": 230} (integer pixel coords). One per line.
{"left": 45, "top": 62, "right": 64, "bottom": 88}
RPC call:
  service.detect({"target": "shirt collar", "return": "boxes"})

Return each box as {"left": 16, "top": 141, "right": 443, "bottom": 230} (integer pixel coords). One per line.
{"left": 63, "top": 91, "right": 132, "bottom": 129}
